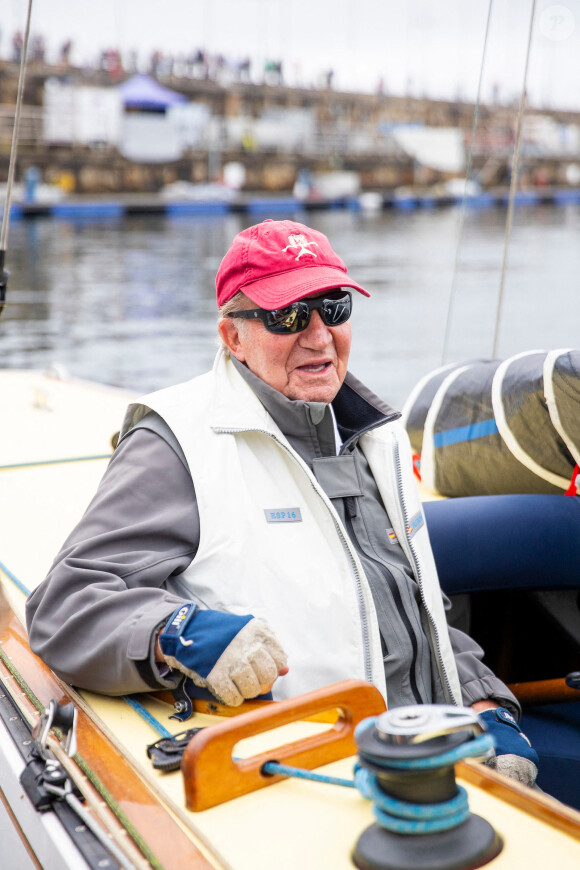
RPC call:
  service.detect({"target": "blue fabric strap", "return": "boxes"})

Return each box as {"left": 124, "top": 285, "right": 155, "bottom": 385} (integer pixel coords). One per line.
{"left": 159, "top": 603, "right": 254, "bottom": 679}
{"left": 478, "top": 707, "right": 539, "bottom": 767}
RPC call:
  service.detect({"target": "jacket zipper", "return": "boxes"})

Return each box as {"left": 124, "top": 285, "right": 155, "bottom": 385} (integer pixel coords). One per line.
{"left": 342, "top": 506, "right": 423, "bottom": 704}
{"left": 392, "top": 438, "right": 457, "bottom": 704}
{"left": 216, "top": 426, "right": 374, "bottom": 684}
{"left": 340, "top": 413, "right": 401, "bottom": 454}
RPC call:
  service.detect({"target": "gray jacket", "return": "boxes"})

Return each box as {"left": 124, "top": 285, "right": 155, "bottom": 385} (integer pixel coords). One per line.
{"left": 26, "top": 359, "right": 519, "bottom": 714}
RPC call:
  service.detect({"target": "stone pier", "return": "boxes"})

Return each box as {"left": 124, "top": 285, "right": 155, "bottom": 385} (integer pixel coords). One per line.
{"left": 1, "top": 61, "right": 579, "bottom": 194}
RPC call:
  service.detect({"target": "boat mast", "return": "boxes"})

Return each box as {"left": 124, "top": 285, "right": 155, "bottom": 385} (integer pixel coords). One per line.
{"left": 0, "top": 0, "right": 34, "bottom": 317}
{"left": 492, "top": 0, "right": 537, "bottom": 357}
{"left": 443, "top": 0, "right": 538, "bottom": 364}
{"left": 441, "top": 0, "right": 494, "bottom": 366}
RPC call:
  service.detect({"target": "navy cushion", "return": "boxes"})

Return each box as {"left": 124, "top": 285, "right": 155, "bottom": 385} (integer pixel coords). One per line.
{"left": 520, "top": 701, "right": 580, "bottom": 810}
{"left": 424, "top": 495, "right": 580, "bottom": 596}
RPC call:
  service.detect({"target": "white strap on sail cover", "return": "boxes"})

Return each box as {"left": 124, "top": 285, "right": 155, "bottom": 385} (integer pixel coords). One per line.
{"left": 491, "top": 349, "right": 571, "bottom": 491}
{"left": 420, "top": 364, "right": 473, "bottom": 494}
{"left": 400, "top": 361, "right": 459, "bottom": 429}
{"left": 543, "top": 348, "right": 580, "bottom": 467}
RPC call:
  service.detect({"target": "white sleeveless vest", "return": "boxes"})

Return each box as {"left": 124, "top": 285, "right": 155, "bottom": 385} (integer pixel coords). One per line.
{"left": 122, "top": 351, "right": 462, "bottom": 705}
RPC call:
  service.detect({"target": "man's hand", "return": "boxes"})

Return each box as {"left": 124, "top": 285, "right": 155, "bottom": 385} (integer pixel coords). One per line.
{"left": 477, "top": 706, "right": 539, "bottom": 788}
{"left": 158, "top": 603, "right": 288, "bottom": 706}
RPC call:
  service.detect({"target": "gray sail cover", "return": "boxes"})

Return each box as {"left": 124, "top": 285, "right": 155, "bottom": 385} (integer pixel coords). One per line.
{"left": 401, "top": 349, "right": 580, "bottom": 497}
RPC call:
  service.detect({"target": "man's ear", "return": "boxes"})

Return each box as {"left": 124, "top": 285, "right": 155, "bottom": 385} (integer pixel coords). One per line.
{"left": 218, "top": 317, "right": 246, "bottom": 362}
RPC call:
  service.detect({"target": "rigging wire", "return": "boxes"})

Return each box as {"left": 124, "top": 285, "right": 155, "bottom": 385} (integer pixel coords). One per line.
{"left": 0, "top": 0, "right": 34, "bottom": 316}
{"left": 441, "top": 0, "right": 494, "bottom": 366}
{"left": 492, "top": 0, "right": 537, "bottom": 357}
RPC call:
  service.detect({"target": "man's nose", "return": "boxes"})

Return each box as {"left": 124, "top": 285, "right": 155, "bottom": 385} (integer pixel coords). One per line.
{"left": 299, "top": 309, "right": 333, "bottom": 346}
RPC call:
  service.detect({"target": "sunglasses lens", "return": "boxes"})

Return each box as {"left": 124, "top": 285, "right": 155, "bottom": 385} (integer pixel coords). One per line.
{"left": 265, "top": 302, "right": 309, "bottom": 333}
{"left": 263, "top": 293, "right": 351, "bottom": 333}
{"left": 322, "top": 294, "right": 351, "bottom": 326}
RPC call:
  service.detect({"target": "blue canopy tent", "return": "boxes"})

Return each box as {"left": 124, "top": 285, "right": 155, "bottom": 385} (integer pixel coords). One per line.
{"left": 118, "top": 74, "right": 187, "bottom": 112}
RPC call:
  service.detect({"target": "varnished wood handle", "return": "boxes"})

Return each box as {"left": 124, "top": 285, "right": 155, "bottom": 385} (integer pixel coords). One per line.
{"left": 181, "top": 679, "right": 386, "bottom": 811}
{"left": 508, "top": 678, "right": 580, "bottom": 706}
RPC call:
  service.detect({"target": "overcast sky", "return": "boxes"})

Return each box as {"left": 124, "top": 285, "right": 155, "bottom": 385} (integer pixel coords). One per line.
{"left": 3, "top": 0, "right": 580, "bottom": 108}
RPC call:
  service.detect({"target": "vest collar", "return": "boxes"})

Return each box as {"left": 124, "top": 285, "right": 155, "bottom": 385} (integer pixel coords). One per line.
{"left": 209, "top": 349, "right": 400, "bottom": 445}
{"left": 209, "top": 349, "right": 276, "bottom": 434}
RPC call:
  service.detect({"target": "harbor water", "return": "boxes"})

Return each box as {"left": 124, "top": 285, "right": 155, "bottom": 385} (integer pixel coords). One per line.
{"left": 1, "top": 204, "right": 580, "bottom": 409}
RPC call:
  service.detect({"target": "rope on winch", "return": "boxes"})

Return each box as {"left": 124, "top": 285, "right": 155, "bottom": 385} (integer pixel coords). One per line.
{"left": 441, "top": 0, "right": 494, "bottom": 366}
{"left": 492, "top": 0, "right": 537, "bottom": 357}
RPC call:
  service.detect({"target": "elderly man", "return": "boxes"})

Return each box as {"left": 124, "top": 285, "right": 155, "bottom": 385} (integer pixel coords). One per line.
{"left": 26, "top": 219, "right": 537, "bottom": 786}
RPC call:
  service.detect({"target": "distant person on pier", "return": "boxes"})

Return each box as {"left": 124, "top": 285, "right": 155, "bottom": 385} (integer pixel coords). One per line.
{"left": 27, "top": 219, "right": 539, "bottom": 789}
{"left": 59, "top": 40, "right": 72, "bottom": 66}
{"left": 30, "top": 34, "right": 46, "bottom": 64}
{"left": 238, "top": 56, "right": 251, "bottom": 82}
{"left": 11, "top": 31, "right": 23, "bottom": 63}
{"left": 149, "top": 50, "right": 162, "bottom": 76}
{"left": 264, "top": 59, "right": 283, "bottom": 85}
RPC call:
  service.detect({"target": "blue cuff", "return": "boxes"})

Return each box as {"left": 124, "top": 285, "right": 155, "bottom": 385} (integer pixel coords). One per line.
{"left": 479, "top": 707, "right": 539, "bottom": 766}
{"left": 159, "top": 603, "right": 254, "bottom": 678}
{"left": 162, "top": 603, "right": 199, "bottom": 641}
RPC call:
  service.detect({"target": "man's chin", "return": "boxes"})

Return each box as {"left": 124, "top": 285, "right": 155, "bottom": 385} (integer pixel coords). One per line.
{"left": 284, "top": 376, "right": 342, "bottom": 404}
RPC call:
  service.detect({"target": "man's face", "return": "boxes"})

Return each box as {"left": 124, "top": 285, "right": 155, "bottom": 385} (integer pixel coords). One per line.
{"left": 219, "top": 292, "right": 352, "bottom": 403}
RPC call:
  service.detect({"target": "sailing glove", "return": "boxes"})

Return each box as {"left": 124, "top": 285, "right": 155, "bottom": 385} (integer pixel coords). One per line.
{"left": 159, "top": 602, "right": 288, "bottom": 707}
{"left": 478, "top": 707, "right": 539, "bottom": 788}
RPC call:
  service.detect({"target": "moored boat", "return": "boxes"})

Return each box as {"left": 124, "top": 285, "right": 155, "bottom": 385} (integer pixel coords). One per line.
{"left": 1, "top": 367, "right": 580, "bottom": 869}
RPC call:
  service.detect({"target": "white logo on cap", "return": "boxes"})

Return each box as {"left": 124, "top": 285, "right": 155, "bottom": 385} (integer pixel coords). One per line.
{"left": 282, "top": 234, "right": 319, "bottom": 260}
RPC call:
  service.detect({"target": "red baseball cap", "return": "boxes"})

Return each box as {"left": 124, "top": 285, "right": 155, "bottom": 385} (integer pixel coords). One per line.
{"left": 216, "top": 219, "right": 370, "bottom": 309}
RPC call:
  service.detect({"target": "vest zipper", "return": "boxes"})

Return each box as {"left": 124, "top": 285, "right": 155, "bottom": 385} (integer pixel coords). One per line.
{"left": 392, "top": 438, "right": 457, "bottom": 705}
{"left": 216, "top": 426, "right": 374, "bottom": 685}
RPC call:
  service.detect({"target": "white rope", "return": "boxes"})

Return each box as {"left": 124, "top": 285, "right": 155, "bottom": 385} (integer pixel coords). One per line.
{"left": 441, "top": 0, "right": 494, "bottom": 365}
{"left": 491, "top": 0, "right": 537, "bottom": 357}
{"left": 0, "top": 0, "right": 34, "bottom": 253}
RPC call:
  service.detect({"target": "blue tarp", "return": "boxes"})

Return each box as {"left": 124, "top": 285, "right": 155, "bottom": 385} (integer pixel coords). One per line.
{"left": 118, "top": 75, "right": 187, "bottom": 111}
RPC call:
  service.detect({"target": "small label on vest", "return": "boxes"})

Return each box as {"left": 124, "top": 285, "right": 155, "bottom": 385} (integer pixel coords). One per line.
{"left": 407, "top": 511, "right": 425, "bottom": 538}
{"left": 386, "top": 528, "right": 398, "bottom": 545}
{"left": 264, "top": 508, "right": 302, "bottom": 523}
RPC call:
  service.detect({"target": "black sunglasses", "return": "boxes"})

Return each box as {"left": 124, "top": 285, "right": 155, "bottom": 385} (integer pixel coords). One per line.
{"left": 226, "top": 290, "right": 352, "bottom": 335}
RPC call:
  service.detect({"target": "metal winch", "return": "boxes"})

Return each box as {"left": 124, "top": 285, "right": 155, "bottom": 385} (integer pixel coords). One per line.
{"left": 351, "top": 704, "right": 503, "bottom": 870}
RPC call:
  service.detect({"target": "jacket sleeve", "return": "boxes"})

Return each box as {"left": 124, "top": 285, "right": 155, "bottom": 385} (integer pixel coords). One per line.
{"left": 446, "top": 616, "right": 521, "bottom": 719}
{"left": 26, "top": 427, "right": 200, "bottom": 695}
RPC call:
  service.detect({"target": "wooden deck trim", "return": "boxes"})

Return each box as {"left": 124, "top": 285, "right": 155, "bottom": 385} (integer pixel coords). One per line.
{"left": 0, "top": 605, "right": 219, "bottom": 870}
{"left": 459, "top": 759, "right": 580, "bottom": 841}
